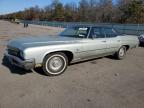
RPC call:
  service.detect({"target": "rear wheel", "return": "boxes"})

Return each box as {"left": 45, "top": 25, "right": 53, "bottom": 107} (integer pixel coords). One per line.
{"left": 42, "top": 52, "right": 68, "bottom": 76}
{"left": 115, "top": 46, "right": 126, "bottom": 60}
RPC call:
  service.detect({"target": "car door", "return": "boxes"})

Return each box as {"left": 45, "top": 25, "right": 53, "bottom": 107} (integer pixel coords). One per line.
{"left": 104, "top": 28, "right": 121, "bottom": 53}
{"left": 80, "top": 27, "right": 107, "bottom": 59}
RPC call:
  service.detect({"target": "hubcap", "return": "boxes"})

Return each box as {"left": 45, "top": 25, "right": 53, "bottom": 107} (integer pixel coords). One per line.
{"left": 49, "top": 56, "right": 63, "bottom": 72}
{"left": 119, "top": 48, "right": 125, "bottom": 57}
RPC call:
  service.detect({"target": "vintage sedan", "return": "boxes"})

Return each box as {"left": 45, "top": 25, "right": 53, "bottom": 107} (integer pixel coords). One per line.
{"left": 5, "top": 26, "right": 139, "bottom": 76}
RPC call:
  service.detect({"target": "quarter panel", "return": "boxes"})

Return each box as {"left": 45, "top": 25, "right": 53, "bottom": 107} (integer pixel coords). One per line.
{"left": 105, "top": 36, "right": 121, "bottom": 53}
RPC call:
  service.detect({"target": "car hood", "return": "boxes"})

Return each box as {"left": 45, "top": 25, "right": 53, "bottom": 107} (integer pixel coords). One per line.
{"left": 8, "top": 36, "right": 82, "bottom": 50}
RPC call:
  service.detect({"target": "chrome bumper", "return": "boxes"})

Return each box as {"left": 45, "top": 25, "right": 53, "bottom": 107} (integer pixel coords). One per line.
{"left": 5, "top": 52, "right": 35, "bottom": 70}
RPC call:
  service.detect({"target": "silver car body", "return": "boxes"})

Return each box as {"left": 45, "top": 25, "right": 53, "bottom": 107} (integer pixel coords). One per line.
{"left": 5, "top": 26, "right": 139, "bottom": 70}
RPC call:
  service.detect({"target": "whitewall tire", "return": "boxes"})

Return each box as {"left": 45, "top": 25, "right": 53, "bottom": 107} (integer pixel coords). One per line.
{"left": 115, "top": 46, "right": 126, "bottom": 60}
{"left": 42, "top": 52, "right": 68, "bottom": 76}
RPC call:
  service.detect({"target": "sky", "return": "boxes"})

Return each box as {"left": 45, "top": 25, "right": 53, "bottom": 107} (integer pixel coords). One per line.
{"left": 0, "top": 0, "right": 79, "bottom": 15}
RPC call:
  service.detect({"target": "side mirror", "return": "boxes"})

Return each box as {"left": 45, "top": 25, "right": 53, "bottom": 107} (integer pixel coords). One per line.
{"left": 91, "top": 34, "right": 97, "bottom": 39}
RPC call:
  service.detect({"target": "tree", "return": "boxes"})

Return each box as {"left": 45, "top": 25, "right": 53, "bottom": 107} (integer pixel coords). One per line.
{"left": 52, "top": 2, "right": 64, "bottom": 21}
{"left": 1, "top": 0, "right": 144, "bottom": 23}
{"left": 43, "top": 5, "right": 52, "bottom": 20}
{"left": 98, "top": 0, "right": 113, "bottom": 22}
{"left": 23, "top": 5, "right": 40, "bottom": 20}
{"left": 87, "top": 0, "right": 97, "bottom": 21}
{"left": 117, "top": 0, "right": 132, "bottom": 5}
{"left": 64, "top": 4, "right": 73, "bottom": 21}
{"left": 78, "top": 0, "right": 89, "bottom": 21}
{"left": 119, "top": 0, "right": 144, "bottom": 23}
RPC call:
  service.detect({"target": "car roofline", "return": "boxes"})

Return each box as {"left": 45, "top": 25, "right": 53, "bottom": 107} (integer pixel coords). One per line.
{"left": 69, "top": 25, "right": 114, "bottom": 29}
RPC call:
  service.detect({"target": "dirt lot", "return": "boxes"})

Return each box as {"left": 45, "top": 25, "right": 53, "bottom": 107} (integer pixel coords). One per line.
{"left": 0, "top": 20, "right": 144, "bottom": 108}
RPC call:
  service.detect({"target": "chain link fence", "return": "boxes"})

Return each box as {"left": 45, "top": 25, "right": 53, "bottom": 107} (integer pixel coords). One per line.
{"left": 21, "top": 20, "right": 144, "bottom": 36}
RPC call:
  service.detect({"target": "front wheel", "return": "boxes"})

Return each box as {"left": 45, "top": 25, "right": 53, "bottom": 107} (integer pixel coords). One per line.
{"left": 42, "top": 52, "right": 68, "bottom": 76}
{"left": 115, "top": 46, "right": 126, "bottom": 60}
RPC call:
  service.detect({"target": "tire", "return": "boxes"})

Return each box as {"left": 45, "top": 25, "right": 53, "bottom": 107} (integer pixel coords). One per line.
{"left": 42, "top": 52, "right": 68, "bottom": 76}
{"left": 115, "top": 46, "right": 126, "bottom": 60}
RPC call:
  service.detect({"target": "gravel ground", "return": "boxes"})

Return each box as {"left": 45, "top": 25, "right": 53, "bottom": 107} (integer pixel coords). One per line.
{"left": 0, "top": 20, "right": 144, "bottom": 108}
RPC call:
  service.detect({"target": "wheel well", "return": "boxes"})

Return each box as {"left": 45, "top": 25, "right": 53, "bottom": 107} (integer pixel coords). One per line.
{"left": 61, "top": 51, "right": 73, "bottom": 63}
{"left": 124, "top": 45, "right": 130, "bottom": 51}
{"left": 45, "top": 51, "right": 73, "bottom": 64}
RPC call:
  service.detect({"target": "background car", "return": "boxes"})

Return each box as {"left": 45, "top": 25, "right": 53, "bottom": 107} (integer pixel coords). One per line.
{"left": 138, "top": 34, "right": 144, "bottom": 46}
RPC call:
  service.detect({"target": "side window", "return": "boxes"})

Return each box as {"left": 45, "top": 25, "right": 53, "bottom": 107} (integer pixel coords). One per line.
{"left": 76, "top": 28, "right": 89, "bottom": 37}
{"left": 90, "top": 27, "right": 105, "bottom": 38}
{"left": 104, "top": 28, "right": 117, "bottom": 38}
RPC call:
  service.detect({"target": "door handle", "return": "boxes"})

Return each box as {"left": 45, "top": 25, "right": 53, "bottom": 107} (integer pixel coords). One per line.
{"left": 117, "top": 40, "right": 121, "bottom": 42}
{"left": 102, "top": 41, "right": 106, "bottom": 42}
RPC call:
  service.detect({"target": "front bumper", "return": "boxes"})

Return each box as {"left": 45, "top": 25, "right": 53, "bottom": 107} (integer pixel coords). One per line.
{"left": 5, "top": 52, "right": 35, "bottom": 70}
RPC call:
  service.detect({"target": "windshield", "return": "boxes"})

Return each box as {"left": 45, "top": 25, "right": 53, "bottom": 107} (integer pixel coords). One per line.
{"left": 60, "top": 27, "right": 90, "bottom": 38}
